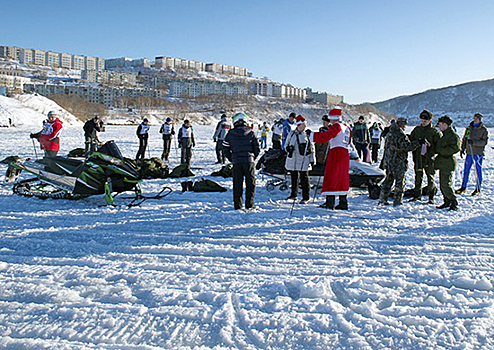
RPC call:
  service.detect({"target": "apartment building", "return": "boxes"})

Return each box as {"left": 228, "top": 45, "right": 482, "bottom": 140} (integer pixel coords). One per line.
{"left": 0, "top": 66, "right": 30, "bottom": 93}
{"left": 33, "top": 49, "right": 46, "bottom": 66}
{"left": 166, "top": 78, "right": 249, "bottom": 98}
{"left": 105, "top": 57, "right": 151, "bottom": 69}
{"left": 46, "top": 52, "right": 59, "bottom": 68}
{"left": 0, "top": 46, "right": 21, "bottom": 60}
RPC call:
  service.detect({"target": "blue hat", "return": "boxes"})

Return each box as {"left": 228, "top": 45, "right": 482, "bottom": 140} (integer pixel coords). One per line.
{"left": 166, "top": 117, "right": 172, "bottom": 122}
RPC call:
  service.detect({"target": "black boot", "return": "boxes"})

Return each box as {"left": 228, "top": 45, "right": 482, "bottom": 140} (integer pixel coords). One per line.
{"left": 449, "top": 200, "right": 458, "bottom": 211}
{"left": 428, "top": 193, "right": 434, "bottom": 204}
{"left": 436, "top": 200, "right": 450, "bottom": 209}
{"left": 181, "top": 181, "right": 188, "bottom": 192}
{"left": 187, "top": 181, "right": 194, "bottom": 191}
{"left": 335, "top": 195, "right": 348, "bottom": 210}
{"left": 319, "top": 195, "right": 335, "bottom": 209}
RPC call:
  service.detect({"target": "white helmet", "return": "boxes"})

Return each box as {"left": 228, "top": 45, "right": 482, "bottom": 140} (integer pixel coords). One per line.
{"left": 232, "top": 112, "right": 248, "bottom": 125}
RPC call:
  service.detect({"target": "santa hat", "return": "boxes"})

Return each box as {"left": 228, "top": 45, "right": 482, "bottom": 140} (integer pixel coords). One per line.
{"left": 328, "top": 108, "right": 342, "bottom": 120}
{"left": 295, "top": 115, "right": 305, "bottom": 125}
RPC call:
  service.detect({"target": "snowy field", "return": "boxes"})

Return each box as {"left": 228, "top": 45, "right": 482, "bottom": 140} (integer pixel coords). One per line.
{"left": 1, "top": 123, "right": 494, "bottom": 350}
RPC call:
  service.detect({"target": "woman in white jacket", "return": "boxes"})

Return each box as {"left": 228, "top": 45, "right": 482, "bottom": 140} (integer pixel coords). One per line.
{"left": 284, "top": 115, "right": 315, "bottom": 204}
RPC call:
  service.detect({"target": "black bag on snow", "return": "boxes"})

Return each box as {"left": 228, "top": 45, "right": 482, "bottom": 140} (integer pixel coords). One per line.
{"left": 192, "top": 178, "right": 227, "bottom": 192}
{"left": 168, "top": 164, "right": 195, "bottom": 178}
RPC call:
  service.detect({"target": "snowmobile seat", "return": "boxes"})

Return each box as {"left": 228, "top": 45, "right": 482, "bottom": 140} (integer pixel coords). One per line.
{"left": 40, "top": 156, "right": 85, "bottom": 176}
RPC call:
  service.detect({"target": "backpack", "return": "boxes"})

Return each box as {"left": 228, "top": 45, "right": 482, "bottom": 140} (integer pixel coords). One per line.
{"left": 169, "top": 164, "right": 195, "bottom": 178}
{"left": 211, "top": 164, "right": 233, "bottom": 178}
{"left": 192, "top": 178, "right": 227, "bottom": 192}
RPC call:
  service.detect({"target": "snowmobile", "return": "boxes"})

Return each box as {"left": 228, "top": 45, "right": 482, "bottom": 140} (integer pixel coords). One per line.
{"left": 257, "top": 146, "right": 385, "bottom": 192}
{"left": 7, "top": 141, "right": 147, "bottom": 205}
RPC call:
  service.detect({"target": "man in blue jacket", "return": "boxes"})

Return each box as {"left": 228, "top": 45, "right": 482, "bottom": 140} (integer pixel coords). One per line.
{"left": 223, "top": 112, "right": 260, "bottom": 210}
{"left": 281, "top": 113, "right": 296, "bottom": 148}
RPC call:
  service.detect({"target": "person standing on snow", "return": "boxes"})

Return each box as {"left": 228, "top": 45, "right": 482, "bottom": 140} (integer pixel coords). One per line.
{"left": 369, "top": 121, "right": 383, "bottom": 163}
{"left": 379, "top": 117, "right": 421, "bottom": 207}
{"left": 212, "top": 114, "right": 231, "bottom": 164}
{"left": 408, "top": 110, "right": 441, "bottom": 203}
{"left": 178, "top": 119, "right": 195, "bottom": 166}
{"left": 309, "top": 108, "right": 352, "bottom": 210}
{"left": 284, "top": 115, "right": 314, "bottom": 204}
{"left": 83, "top": 115, "right": 103, "bottom": 158}
{"left": 434, "top": 115, "right": 461, "bottom": 211}
{"left": 135, "top": 118, "right": 150, "bottom": 160}
{"left": 282, "top": 113, "right": 297, "bottom": 148}
{"left": 30, "top": 111, "right": 63, "bottom": 157}
{"left": 456, "top": 113, "right": 489, "bottom": 196}
{"left": 258, "top": 122, "right": 270, "bottom": 149}
{"left": 223, "top": 112, "right": 260, "bottom": 210}
{"left": 159, "top": 117, "right": 175, "bottom": 162}
{"left": 352, "top": 115, "right": 371, "bottom": 162}
{"left": 271, "top": 118, "right": 284, "bottom": 149}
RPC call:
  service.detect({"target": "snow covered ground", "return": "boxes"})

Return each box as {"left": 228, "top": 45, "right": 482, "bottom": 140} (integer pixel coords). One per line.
{"left": 0, "top": 121, "right": 494, "bottom": 350}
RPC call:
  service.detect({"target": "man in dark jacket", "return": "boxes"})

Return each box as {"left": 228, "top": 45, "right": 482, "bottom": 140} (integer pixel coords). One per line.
{"left": 456, "top": 113, "right": 489, "bottom": 196}
{"left": 136, "top": 118, "right": 150, "bottom": 160}
{"left": 434, "top": 115, "right": 461, "bottom": 210}
{"left": 83, "top": 115, "right": 102, "bottom": 158}
{"left": 178, "top": 119, "right": 195, "bottom": 165}
{"left": 409, "top": 110, "right": 441, "bottom": 203}
{"left": 223, "top": 112, "right": 260, "bottom": 210}
{"left": 159, "top": 117, "right": 175, "bottom": 162}
{"left": 352, "top": 116, "right": 371, "bottom": 162}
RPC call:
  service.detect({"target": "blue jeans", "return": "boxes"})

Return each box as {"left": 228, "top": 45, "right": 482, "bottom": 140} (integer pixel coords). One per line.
{"left": 461, "top": 154, "right": 483, "bottom": 190}
{"left": 260, "top": 136, "right": 267, "bottom": 149}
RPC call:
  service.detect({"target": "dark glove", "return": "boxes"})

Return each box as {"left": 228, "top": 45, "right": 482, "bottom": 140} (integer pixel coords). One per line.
{"left": 178, "top": 143, "right": 181, "bottom": 148}
{"left": 418, "top": 138, "right": 425, "bottom": 145}
{"left": 213, "top": 138, "right": 217, "bottom": 142}
{"left": 30, "top": 133, "right": 36, "bottom": 139}
{"left": 460, "top": 150, "right": 465, "bottom": 158}
{"left": 306, "top": 129, "right": 312, "bottom": 135}
{"left": 467, "top": 139, "right": 474, "bottom": 144}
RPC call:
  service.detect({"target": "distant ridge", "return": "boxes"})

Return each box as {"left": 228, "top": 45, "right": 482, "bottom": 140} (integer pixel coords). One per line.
{"left": 371, "top": 78, "right": 494, "bottom": 126}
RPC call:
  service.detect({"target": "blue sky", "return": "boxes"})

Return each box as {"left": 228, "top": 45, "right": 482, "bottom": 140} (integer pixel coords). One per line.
{"left": 2, "top": 0, "right": 494, "bottom": 104}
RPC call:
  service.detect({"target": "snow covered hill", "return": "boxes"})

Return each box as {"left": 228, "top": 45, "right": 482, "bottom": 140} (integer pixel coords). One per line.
{"left": 0, "top": 94, "right": 80, "bottom": 127}
{"left": 372, "top": 78, "right": 494, "bottom": 127}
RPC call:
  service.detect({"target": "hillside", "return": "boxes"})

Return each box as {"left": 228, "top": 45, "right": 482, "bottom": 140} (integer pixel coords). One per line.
{"left": 372, "top": 78, "right": 494, "bottom": 126}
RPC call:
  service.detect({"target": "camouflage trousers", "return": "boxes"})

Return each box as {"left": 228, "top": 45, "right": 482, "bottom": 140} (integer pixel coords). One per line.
{"left": 380, "top": 168, "right": 406, "bottom": 205}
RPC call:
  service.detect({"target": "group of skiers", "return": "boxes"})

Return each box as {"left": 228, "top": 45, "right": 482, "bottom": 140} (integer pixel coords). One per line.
{"left": 29, "top": 108, "right": 488, "bottom": 211}
{"left": 378, "top": 110, "right": 489, "bottom": 210}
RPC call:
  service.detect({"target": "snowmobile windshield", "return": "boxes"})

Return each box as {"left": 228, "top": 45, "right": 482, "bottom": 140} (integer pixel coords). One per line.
{"left": 97, "top": 141, "right": 124, "bottom": 160}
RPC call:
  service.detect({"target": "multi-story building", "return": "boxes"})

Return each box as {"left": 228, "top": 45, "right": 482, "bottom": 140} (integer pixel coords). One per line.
{"left": 20, "top": 49, "right": 34, "bottom": 65}
{"left": 0, "top": 46, "right": 21, "bottom": 60}
{"left": 105, "top": 57, "right": 150, "bottom": 69}
{"left": 0, "top": 66, "right": 31, "bottom": 93}
{"left": 85, "top": 56, "right": 97, "bottom": 71}
{"left": 72, "top": 55, "right": 85, "bottom": 70}
{"left": 59, "top": 53, "right": 72, "bottom": 69}
{"left": 46, "top": 52, "right": 59, "bottom": 68}
{"left": 33, "top": 49, "right": 46, "bottom": 66}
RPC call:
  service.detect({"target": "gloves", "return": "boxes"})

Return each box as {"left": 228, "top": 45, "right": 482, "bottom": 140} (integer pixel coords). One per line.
{"left": 467, "top": 139, "right": 474, "bottom": 144}
{"left": 30, "top": 133, "right": 36, "bottom": 139}
{"left": 213, "top": 138, "right": 217, "bottom": 142}
{"left": 178, "top": 143, "right": 181, "bottom": 148}
{"left": 460, "top": 150, "right": 465, "bottom": 158}
{"left": 417, "top": 138, "right": 425, "bottom": 145}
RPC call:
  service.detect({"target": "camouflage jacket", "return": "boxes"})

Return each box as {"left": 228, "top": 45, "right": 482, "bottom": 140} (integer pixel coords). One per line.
{"left": 409, "top": 123, "right": 441, "bottom": 169}
{"left": 434, "top": 127, "right": 460, "bottom": 172}
{"left": 382, "top": 123, "right": 419, "bottom": 172}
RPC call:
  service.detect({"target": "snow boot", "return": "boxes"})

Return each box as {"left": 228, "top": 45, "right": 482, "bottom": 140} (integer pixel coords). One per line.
{"left": 335, "top": 195, "right": 348, "bottom": 210}
{"left": 181, "top": 181, "right": 188, "bottom": 192}
{"left": 449, "top": 200, "right": 458, "bottom": 211}
{"left": 428, "top": 192, "right": 435, "bottom": 204}
{"left": 319, "top": 195, "right": 335, "bottom": 209}
{"left": 471, "top": 189, "right": 481, "bottom": 196}
{"left": 455, "top": 187, "right": 466, "bottom": 194}
{"left": 436, "top": 200, "right": 451, "bottom": 209}
{"left": 187, "top": 181, "right": 194, "bottom": 191}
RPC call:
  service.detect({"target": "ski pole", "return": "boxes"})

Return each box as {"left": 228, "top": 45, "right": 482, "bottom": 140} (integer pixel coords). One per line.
{"left": 32, "top": 138, "right": 38, "bottom": 159}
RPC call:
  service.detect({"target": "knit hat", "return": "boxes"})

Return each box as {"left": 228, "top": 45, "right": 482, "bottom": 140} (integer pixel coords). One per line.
{"left": 328, "top": 108, "right": 342, "bottom": 120}
{"left": 396, "top": 117, "right": 408, "bottom": 126}
{"left": 438, "top": 115, "right": 453, "bottom": 126}
{"left": 143, "top": 118, "right": 149, "bottom": 123}
{"left": 166, "top": 117, "right": 172, "bottom": 122}
{"left": 221, "top": 114, "right": 227, "bottom": 120}
{"left": 322, "top": 115, "right": 330, "bottom": 122}
{"left": 474, "top": 113, "right": 483, "bottom": 120}
{"left": 419, "top": 110, "right": 433, "bottom": 120}
{"left": 288, "top": 112, "right": 296, "bottom": 119}
{"left": 295, "top": 115, "right": 306, "bottom": 125}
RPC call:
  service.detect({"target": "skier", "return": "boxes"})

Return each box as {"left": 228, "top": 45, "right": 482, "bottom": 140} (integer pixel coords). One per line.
{"left": 136, "top": 118, "right": 150, "bottom": 160}
{"left": 378, "top": 117, "right": 421, "bottom": 206}
{"left": 212, "top": 114, "right": 231, "bottom": 164}
{"left": 83, "top": 115, "right": 102, "bottom": 158}
{"left": 223, "top": 112, "right": 260, "bottom": 210}
{"left": 309, "top": 108, "right": 352, "bottom": 210}
{"left": 352, "top": 116, "right": 371, "bottom": 162}
{"left": 284, "top": 115, "right": 314, "bottom": 204}
{"left": 258, "top": 121, "right": 270, "bottom": 149}
{"left": 434, "top": 115, "right": 461, "bottom": 210}
{"left": 408, "top": 110, "right": 441, "bottom": 203}
{"left": 271, "top": 119, "right": 284, "bottom": 149}
{"left": 30, "top": 111, "right": 63, "bottom": 157}
{"left": 282, "top": 113, "right": 296, "bottom": 148}
{"left": 178, "top": 119, "right": 195, "bottom": 165}
{"left": 456, "top": 113, "right": 489, "bottom": 196}
{"left": 369, "top": 122, "right": 383, "bottom": 163}
{"left": 159, "top": 117, "right": 175, "bottom": 162}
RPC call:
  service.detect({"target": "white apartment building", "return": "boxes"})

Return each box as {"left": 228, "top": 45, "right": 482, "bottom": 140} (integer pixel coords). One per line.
{"left": 72, "top": 55, "right": 85, "bottom": 70}
{"left": 0, "top": 66, "right": 31, "bottom": 93}
{"left": 46, "top": 52, "right": 59, "bottom": 68}
{"left": 59, "top": 53, "right": 72, "bottom": 69}
{"left": 33, "top": 49, "right": 46, "bottom": 66}
{"left": 85, "top": 56, "right": 97, "bottom": 71}
{"left": 105, "top": 57, "right": 150, "bottom": 69}
{"left": 20, "top": 49, "right": 33, "bottom": 64}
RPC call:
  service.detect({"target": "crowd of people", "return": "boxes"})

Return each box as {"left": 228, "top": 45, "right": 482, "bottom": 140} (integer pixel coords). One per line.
{"left": 30, "top": 108, "right": 488, "bottom": 211}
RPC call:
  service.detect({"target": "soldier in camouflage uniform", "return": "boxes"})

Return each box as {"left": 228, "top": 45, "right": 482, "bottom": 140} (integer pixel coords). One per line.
{"left": 434, "top": 115, "right": 461, "bottom": 211}
{"left": 379, "top": 117, "right": 421, "bottom": 206}
{"left": 409, "top": 109, "right": 441, "bottom": 203}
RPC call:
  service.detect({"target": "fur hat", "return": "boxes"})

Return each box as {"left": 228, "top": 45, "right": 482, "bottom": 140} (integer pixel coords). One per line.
{"left": 295, "top": 115, "right": 305, "bottom": 125}
{"left": 419, "top": 110, "right": 433, "bottom": 120}
{"left": 438, "top": 115, "right": 453, "bottom": 126}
